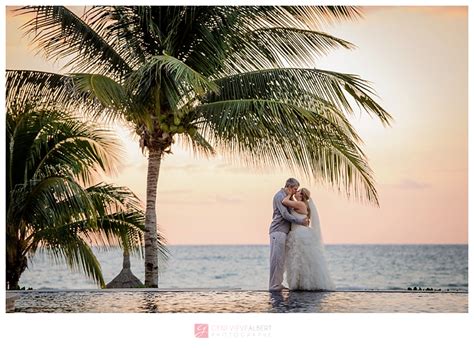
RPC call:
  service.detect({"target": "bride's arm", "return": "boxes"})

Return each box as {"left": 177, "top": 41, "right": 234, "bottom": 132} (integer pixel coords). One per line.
{"left": 282, "top": 194, "right": 306, "bottom": 211}
{"left": 275, "top": 192, "right": 308, "bottom": 226}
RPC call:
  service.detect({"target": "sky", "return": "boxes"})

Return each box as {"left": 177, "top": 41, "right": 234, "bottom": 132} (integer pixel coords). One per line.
{"left": 4, "top": 6, "right": 468, "bottom": 245}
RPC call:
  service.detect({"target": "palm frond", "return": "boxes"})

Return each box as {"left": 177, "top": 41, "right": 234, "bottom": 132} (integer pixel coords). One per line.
{"left": 231, "top": 6, "right": 361, "bottom": 32}
{"left": 24, "top": 183, "right": 151, "bottom": 258}
{"left": 85, "top": 183, "right": 140, "bottom": 213}
{"left": 128, "top": 54, "right": 218, "bottom": 112}
{"left": 177, "top": 131, "right": 216, "bottom": 159}
{"left": 6, "top": 70, "right": 116, "bottom": 120}
{"left": 84, "top": 184, "right": 169, "bottom": 260}
{"left": 282, "top": 6, "right": 363, "bottom": 30}
{"left": 83, "top": 6, "right": 148, "bottom": 69}
{"left": 192, "top": 98, "right": 378, "bottom": 204}
{"left": 6, "top": 104, "right": 121, "bottom": 187}
{"left": 10, "top": 175, "right": 95, "bottom": 234}
{"left": 71, "top": 73, "right": 128, "bottom": 109}
{"left": 207, "top": 68, "right": 392, "bottom": 126}
{"left": 170, "top": 7, "right": 244, "bottom": 77}
{"left": 15, "top": 6, "right": 132, "bottom": 79}
{"left": 7, "top": 69, "right": 74, "bottom": 108}
{"left": 84, "top": 183, "right": 144, "bottom": 251}
{"left": 224, "top": 27, "right": 355, "bottom": 73}
{"left": 43, "top": 234, "right": 105, "bottom": 287}
{"left": 70, "top": 73, "right": 147, "bottom": 124}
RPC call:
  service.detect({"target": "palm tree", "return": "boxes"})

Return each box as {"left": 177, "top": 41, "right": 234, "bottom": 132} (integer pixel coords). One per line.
{"left": 7, "top": 6, "right": 392, "bottom": 287}
{"left": 105, "top": 245, "right": 143, "bottom": 288}
{"left": 5, "top": 101, "right": 168, "bottom": 289}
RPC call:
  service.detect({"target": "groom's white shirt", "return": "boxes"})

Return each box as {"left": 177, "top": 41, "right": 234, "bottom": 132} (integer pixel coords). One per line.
{"left": 269, "top": 189, "right": 305, "bottom": 234}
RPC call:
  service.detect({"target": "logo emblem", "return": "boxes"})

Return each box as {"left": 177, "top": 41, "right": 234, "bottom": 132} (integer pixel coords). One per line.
{"left": 194, "top": 324, "right": 209, "bottom": 338}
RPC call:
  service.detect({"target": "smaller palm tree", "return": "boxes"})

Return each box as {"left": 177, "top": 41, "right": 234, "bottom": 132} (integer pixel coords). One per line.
{"left": 6, "top": 101, "right": 168, "bottom": 289}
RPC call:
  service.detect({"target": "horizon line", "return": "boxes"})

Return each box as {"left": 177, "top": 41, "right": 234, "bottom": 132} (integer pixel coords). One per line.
{"left": 165, "top": 242, "right": 468, "bottom": 246}
{"left": 84, "top": 242, "right": 468, "bottom": 247}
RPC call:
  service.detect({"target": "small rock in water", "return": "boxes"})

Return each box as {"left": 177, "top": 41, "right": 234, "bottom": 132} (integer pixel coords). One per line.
{"left": 413, "top": 287, "right": 418, "bottom": 290}
{"left": 407, "top": 287, "right": 412, "bottom": 290}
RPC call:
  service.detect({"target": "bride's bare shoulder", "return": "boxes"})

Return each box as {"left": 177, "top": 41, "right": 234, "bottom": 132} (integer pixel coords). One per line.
{"left": 294, "top": 202, "right": 308, "bottom": 214}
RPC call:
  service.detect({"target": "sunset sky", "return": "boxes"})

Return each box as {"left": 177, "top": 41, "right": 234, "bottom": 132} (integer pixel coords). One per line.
{"left": 4, "top": 6, "right": 468, "bottom": 245}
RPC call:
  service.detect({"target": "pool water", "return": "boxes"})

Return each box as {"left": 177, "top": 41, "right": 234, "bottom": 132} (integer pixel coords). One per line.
{"left": 10, "top": 289, "right": 468, "bottom": 313}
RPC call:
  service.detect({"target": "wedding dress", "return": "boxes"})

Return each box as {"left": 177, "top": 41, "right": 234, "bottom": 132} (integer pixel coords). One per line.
{"left": 284, "top": 198, "right": 335, "bottom": 291}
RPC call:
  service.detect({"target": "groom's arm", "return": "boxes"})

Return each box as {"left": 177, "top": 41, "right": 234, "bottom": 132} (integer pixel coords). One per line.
{"left": 274, "top": 193, "right": 306, "bottom": 226}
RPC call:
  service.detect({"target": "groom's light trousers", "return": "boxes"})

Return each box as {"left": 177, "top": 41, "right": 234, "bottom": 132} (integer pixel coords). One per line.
{"left": 269, "top": 231, "right": 287, "bottom": 291}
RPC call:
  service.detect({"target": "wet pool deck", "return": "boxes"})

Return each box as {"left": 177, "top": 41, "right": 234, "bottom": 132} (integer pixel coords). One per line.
{"left": 7, "top": 288, "right": 468, "bottom": 313}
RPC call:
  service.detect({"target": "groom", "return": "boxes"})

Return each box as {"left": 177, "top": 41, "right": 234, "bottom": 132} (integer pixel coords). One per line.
{"left": 269, "top": 178, "right": 309, "bottom": 291}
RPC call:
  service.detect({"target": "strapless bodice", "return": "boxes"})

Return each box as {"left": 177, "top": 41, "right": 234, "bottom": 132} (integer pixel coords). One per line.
{"left": 291, "top": 211, "right": 307, "bottom": 219}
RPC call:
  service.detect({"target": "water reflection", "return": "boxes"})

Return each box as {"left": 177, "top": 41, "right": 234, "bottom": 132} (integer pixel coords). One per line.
{"left": 269, "top": 290, "right": 332, "bottom": 313}
{"left": 140, "top": 292, "right": 159, "bottom": 313}
{"left": 269, "top": 291, "right": 286, "bottom": 312}
{"left": 12, "top": 290, "right": 468, "bottom": 313}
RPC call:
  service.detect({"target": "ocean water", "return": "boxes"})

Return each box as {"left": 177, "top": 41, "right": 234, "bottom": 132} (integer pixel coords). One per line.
{"left": 19, "top": 244, "right": 468, "bottom": 291}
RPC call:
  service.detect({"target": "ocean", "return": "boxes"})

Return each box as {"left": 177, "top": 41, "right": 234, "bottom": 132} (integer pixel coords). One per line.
{"left": 19, "top": 244, "right": 468, "bottom": 291}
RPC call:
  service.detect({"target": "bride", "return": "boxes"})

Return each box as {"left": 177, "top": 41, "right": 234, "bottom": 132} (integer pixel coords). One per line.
{"left": 282, "top": 188, "right": 335, "bottom": 291}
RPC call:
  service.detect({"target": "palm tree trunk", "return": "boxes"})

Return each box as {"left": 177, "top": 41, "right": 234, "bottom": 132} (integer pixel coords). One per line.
{"left": 6, "top": 249, "right": 27, "bottom": 290}
{"left": 6, "top": 270, "right": 21, "bottom": 290}
{"left": 144, "top": 146, "right": 163, "bottom": 287}
{"left": 123, "top": 248, "right": 131, "bottom": 269}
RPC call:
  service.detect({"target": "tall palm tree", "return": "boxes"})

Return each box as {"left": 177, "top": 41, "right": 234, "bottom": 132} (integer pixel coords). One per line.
{"left": 7, "top": 6, "right": 392, "bottom": 287}
{"left": 5, "top": 101, "right": 168, "bottom": 289}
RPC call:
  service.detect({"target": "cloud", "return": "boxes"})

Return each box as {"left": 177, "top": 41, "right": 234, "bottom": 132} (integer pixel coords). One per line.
{"left": 160, "top": 199, "right": 212, "bottom": 206}
{"left": 162, "top": 163, "right": 203, "bottom": 172}
{"left": 215, "top": 194, "right": 243, "bottom": 204}
{"left": 395, "top": 179, "right": 431, "bottom": 190}
{"left": 362, "top": 6, "right": 467, "bottom": 16}
{"left": 159, "top": 193, "right": 243, "bottom": 205}
{"left": 213, "top": 162, "right": 273, "bottom": 175}
{"left": 159, "top": 189, "right": 191, "bottom": 196}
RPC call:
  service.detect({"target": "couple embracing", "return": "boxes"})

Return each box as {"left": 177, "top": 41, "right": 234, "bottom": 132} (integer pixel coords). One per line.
{"left": 269, "top": 178, "right": 335, "bottom": 292}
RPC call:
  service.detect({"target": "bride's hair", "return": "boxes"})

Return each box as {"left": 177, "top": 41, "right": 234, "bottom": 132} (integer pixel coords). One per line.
{"left": 300, "top": 188, "right": 311, "bottom": 221}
